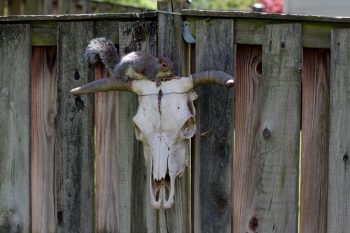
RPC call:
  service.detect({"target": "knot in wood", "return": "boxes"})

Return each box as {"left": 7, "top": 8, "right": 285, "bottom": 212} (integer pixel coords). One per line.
{"left": 249, "top": 216, "right": 258, "bottom": 232}
{"left": 74, "top": 70, "right": 80, "bottom": 80}
{"left": 263, "top": 127, "right": 270, "bottom": 138}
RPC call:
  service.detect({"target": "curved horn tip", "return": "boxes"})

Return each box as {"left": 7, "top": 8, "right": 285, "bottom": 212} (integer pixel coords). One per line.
{"left": 225, "top": 79, "right": 234, "bottom": 88}
{"left": 70, "top": 87, "right": 82, "bottom": 95}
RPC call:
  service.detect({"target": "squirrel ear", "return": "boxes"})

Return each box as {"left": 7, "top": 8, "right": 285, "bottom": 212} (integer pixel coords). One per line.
{"left": 158, "top": 56, "right": 164, "bottom": 63}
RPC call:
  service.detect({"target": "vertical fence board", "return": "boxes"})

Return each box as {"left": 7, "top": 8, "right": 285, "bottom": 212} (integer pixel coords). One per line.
{"left": 94, "top": 20, "right": 157, "bottom": 233}
{"left": 94, "top": 63, "right": 120, "bottom": 233}
{"left": 193, "top": 19, "right": 234, "bottom": 233}
{"left": 94, "top": 21, "right": 120, "bottom": 233}
{"left": 158, "top": 1, "right": 190, "bottom": 232}
{"left": 233, "top": 45, "right": 262, "bottom": 233}
{"left": 0, "top": 24, "right": 31, "bottom": 232}
{"left": 328, "top": 28, "right": 350, "bottom": 233}
{"left": 121, "top": 22, "right": 158, "bottom": 233}
{"left": 158, "top": 0, "right": 189, "bottom": 75}
{"left": 56, "top": 21, "right": 94, "bottom": 233}
{"left": 119, "top": 21, "right": 156, "bottom": 233}
{"left": 257, "top": 23, "right": 301, "bottom": 233}
{"left": 300, "top": 48, "right": 329, "bottom": 233}
{"left": 31, "top": 47, "right": 57, "bottom": 233}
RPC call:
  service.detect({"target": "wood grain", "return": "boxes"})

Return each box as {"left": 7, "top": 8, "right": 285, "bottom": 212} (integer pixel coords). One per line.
{"left": 257, "top": 23, "right": 301, "bottom": 233}
{"left": 193, "top": 19, "right": 234, "bottom": 233}
{"left": 0, "top": 12, "right": 157, "bottom": 22}
{"left": 300, "top": 48, "right": 329, "bottom": 233}
{"left": 233, "top": 45, "right": 262, "bottom": 233}
{"left": 56, "top": 21, "right": 94, "bottom": 233}
{"left": 119, "top": 21, "right": 157, "bottom": 233}
{"left": 31, "top": 46, "right": 57, "bottom": 233}
{"left": 158, "top": 1, "right": 190, "bottom": 232}
{"left": 119, "top": 21, "right": 158, "bottom": 233}
{"left": 0, "top": 24, "right": 31, "bottom": 232}
{"left": 328, "top": 28, "right": 350, "bottom": 233}
{"left": 235, "top": 19, "right": 331, "bottom": 48}
{"left": 158, "top": 0, "right": 189, "bottom": 75}
{"left": 94, "top": 21, "right": 121, "bottom": 233}
{"left": 94, "top": 20, "right": 157, "bottom": 233}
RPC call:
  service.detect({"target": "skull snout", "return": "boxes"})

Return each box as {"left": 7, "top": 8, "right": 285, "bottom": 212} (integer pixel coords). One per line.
{"left": 150, "top": 136, "right": 176, "bottom": 209}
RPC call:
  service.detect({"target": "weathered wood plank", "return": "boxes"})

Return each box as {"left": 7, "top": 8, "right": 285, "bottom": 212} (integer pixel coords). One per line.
{"left": 119, "top": 21, "right": 157, "bottom": 233}
{"left": 193, "top": 19, "right": 234, "bottom": 233}
{"left": 235, "top": 19, "right": 332, "bottom": 48}
{"left": 328, "top": 28, "right": 350, "bottom": 233}
{"left": 118, "top": 22, "right": 156, "bottom": 233}
{"left": 94, "top": 63, "right": 123, "bottom": 233}
{"left": 32, "top": 22, "right": 57, "bottom": 46}
{"left": 56, "top": 21, "right": 94, "bottom": 233}
{"left": 233, "top": 45, "right": 262, "bottom": 233}
{"left": 158, "top": 0, "right": 189, "bottom": 75}
{"left": 158, "top": 1, "right": 190, "bottom": 232}
{"left": 300, "top": 48, "right": 329, "bottom": 233}
{"left": 257, "top": 23, "right": 301, "bottom": 233}
{"left": 31, "top": 46, "right": 57, "bottom": 233}
{"left": 94, "top": 21, "right": 120, "bottom": 233}
{"left": 302, "top": 23, "right": 331, "bottom": 49}
{"left": 95, "top": 20, "right": 157, "bottom": 233}
{"left": 0, "top": 12, "right": 157, "bottom": 22}
{"left": 0, "top": 24, "right": 31, "bottom": 232}
{"left": 121, "top": 22, "right": 158, "bottom": 233}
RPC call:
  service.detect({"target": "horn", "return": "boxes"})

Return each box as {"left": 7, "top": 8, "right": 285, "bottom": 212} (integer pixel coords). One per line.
{"left": 70, "top": 77, "right": 133, "bottom": 95}
{"left": 191, "top": 70, "right": 234, "bottom": 88}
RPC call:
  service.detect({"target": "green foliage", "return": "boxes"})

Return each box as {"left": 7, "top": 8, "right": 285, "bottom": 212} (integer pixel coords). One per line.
{"left": 192, "top": 0, "right": 256, "bottom": 9}
{"left": 95, "top": 0, "right": 157, "bottom": 9}
{"left": 96, "top": 0, "right": 256, "bottom": 10}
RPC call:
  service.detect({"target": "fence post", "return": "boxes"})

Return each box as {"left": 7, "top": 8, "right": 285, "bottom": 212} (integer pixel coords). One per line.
{"left": 0, "top": 23, "right": 31, "bottom": 232}
{"left": 157, "top": 1, "right": 190, "bottom": 232}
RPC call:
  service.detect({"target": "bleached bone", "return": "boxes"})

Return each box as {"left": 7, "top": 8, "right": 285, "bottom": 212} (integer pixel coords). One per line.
{"left": 71, "top": 71, "right": 234, "bottom": 209}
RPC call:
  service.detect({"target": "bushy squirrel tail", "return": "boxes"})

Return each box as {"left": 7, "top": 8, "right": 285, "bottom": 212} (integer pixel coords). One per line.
{"left": 84, "top": 37, "right": 119, "bottom": 73}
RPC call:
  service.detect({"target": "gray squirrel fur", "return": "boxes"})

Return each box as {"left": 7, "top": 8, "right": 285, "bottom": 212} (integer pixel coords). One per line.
{"left": 85, "top": 37, "right": 174, "bottom": 82}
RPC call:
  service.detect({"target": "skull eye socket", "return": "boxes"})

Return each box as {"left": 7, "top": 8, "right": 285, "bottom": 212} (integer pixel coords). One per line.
{"left": 181, "top": 117, "right": 196, "bottom": 139}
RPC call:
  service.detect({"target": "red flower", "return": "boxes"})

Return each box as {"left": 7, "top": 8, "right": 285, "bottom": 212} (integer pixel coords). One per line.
{"left": 259, "top": 0, "right": 283, "bottom": 13}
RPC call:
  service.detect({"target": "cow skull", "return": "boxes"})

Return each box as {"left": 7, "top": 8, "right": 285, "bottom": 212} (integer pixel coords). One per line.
{"left": 71, "top": 71, "right": 234, "bottom": 209}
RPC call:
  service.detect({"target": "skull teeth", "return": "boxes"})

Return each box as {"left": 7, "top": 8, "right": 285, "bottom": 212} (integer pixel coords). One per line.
{"left": 150, "top": 172, "right": 174, "bottom": 209}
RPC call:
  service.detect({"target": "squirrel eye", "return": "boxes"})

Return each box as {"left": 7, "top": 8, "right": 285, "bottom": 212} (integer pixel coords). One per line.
{"left": 162, "top": 63, "right": 167, "bottom": 68}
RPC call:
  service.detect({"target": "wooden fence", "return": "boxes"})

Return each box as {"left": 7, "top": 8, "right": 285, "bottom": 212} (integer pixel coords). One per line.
{"left": 0, "top": 2, "right": 350, "bottom": 233}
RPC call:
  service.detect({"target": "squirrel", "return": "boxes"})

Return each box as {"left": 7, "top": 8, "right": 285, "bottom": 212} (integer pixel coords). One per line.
{"left": 85, "top": 37, "right": 174, "bottom": 83}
